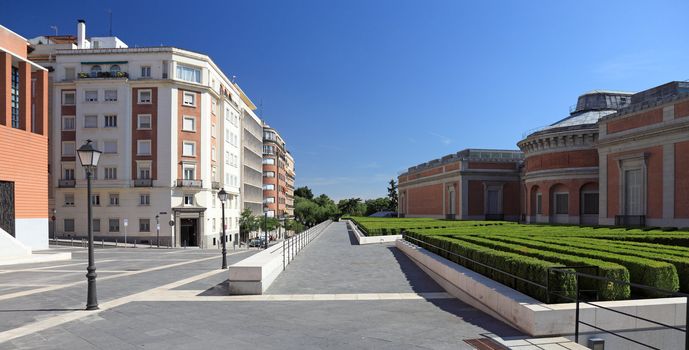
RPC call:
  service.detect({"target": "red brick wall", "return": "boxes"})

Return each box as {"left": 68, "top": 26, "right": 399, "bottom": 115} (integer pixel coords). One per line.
{"left": 445, "top": 162, "right": 460, "bottom": 171}
{"left": 676, "top": 100, "right": 689, "bottom": 119}
{"left": 468, "top": 180, "right": 484, "bottom": 216}
{"left": 132, "top": 87, "right": 158, "bottom": 179}
{"left": 407, "top": 184, "right": 443, "bottom": 215}
{"left": 606, "top": 109, "right": 662, "bottom": 134}
{"left": 526, "top": 150, "right": 598, "bottom": 172}
{"left": 0, "top": 27, "right": 29, "bottom": 59}
{"left": 177, "top": 90, "right": 201, "bottom": 179}
{"left": 676, "top": 141, "right": 689, "bottom": 218}
{"left": 503, "top": 181, "right": 521, "bottom": 215}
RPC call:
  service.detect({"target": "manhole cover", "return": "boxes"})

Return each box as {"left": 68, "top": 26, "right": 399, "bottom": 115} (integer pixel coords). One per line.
{"left": 464, "top": 338, "right": 509, "bottom": 350}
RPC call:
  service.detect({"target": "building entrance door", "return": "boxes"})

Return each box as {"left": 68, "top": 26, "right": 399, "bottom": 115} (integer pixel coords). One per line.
{"left": 624, "top": 169, "right": 642, "bottom": 215}
{"left": 180, "top": 218, "right": 198, "bottom": 247}
{"left": 487, "top": 190, "right": 500, "bottom": 214}
{"left": 0, "top": 181, "right": 15, "bottom": 237}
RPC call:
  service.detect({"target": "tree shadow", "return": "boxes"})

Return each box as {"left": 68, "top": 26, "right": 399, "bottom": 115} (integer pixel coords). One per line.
{"left": 386, "top": 246, "right": 523, "bottom": 338}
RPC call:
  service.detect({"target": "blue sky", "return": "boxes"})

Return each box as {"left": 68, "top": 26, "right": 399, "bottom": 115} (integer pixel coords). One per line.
{"left": 3, "top": 1, "right": 688, "bottom": 200}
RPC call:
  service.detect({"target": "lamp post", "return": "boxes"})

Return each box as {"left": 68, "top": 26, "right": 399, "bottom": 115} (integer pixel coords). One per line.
{"left": 77, "top": 139, "right": 102, "bottom": 311}
{"left": 264, "top": 212, "right": 268, "bottom": 249}
{"left": 217, "top": 188, "right": 228, "bottom": 269}
{"left": 155, "top": 214, "right": 160, "bottom": 248}
{"left": 51, "top": 209, "right": 56, "bottom": 242}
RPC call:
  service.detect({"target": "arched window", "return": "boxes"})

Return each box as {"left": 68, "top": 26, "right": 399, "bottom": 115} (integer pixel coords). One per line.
{"left": 109, "top": 65, "right": 121, "bottom": 74}
{"left": 90, "top": 65, "right": 102, "bottom": 77}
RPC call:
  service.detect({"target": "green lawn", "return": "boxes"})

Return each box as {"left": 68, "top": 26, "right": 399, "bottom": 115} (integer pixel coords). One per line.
{"left": 347, "top": 216, "right": 689, "bottom": 303}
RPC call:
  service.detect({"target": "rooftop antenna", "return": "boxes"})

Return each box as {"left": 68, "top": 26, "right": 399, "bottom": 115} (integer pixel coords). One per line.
{"left": 50, "top": 25, "right": 58, "bottom": 36}
{"left": 108, "top": 9, "right": 113, "bottom": 36}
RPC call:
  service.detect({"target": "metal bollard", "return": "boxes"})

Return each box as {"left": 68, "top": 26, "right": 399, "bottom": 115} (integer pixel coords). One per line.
{"left": 102, "top": 239, "right": 104, "bottom": 248}
{"left": 115, "top": 239, "right": 118, "bottom": 247}
{"left": 71, "top": 237, "right": 74, "bottom": 246}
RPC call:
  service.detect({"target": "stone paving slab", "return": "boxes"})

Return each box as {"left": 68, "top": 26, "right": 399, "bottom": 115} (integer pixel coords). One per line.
{"left": 267, "top": 221, "right": 446, "bottom": 294}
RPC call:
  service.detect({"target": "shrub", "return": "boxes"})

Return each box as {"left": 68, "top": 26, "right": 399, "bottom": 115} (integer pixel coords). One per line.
{"left": 405, "top": 232, "right": 576, "bottom": 303}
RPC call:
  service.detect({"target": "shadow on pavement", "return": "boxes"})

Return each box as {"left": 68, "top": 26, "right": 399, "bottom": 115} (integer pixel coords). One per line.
{"left": 199, "top": 279, "right": 230, "bottom": 296}
{"left": 387, "top": 246, "right": 523, "bottom": 338}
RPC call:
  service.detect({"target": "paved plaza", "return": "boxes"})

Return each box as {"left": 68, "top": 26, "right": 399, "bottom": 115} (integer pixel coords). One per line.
{"left": 0, "top": 223, "right": 527, "bottom": 349}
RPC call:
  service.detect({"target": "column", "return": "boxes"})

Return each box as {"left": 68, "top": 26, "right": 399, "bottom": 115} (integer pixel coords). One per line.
{"left": 0, "top": 52, "right": 11, "bottom": 126}
{"left": 18, "top": 61, "right": 31, "bottom": 131}
{"left": 32, "top": 70, "right": 48, "bottom": 135}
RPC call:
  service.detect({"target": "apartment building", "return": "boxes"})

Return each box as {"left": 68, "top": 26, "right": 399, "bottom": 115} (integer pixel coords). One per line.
{"left": 42, "top": 21, "right": 255, "bottom": 247}
{"left": 241, "top": 105, "right": 263, "bottom": 216}
{"left": 0, "top": 25, "right": 50, "bottom": 250}
{"left": 285, "top": 151, "right": 295, "bottom": 217}
{"left": 398, "top": 149, "right": 524, "bottom": 221}
{"left": 262, "top": 124, "right": 289, "bottom": 218}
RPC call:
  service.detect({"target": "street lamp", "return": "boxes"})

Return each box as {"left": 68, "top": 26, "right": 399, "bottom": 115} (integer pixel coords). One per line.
{"left": 264, "top": 212, "right": 268, "bottom": 249}
{"left": 217, "top": 188, "right": 229, "bottom": 269}
{"left": 77, "top": 139, "right": 101, "bottom": 311}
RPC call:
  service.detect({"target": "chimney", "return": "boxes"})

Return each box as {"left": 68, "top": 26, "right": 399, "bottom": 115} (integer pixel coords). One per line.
{"left": 77, "top": 19, "right": 87, "bottom": 49}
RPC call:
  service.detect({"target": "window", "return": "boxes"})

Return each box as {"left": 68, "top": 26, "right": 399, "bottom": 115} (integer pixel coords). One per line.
{"left": 137, "top": 140, "right": 152, "bottom": 155}
{"left": 64, "top": 193, "right": 75, "bottom": 206}
{"left": 64, "top": 219, "right": 75, "bottom": 232}
{"left": 265, "top": 197, "right": 275, "bottom": 204}
{"left": 182, "top": 142, "right": 195, "bottom": 157}
{"left": 138, "top": 165, "right": 151, "bottom": 179}
{"left": 176, "top": 65, "right": 201, "bottom": 83}
{"left": 104, "top": 89, "right": 117, "bottom": 102}
{"left": 64, "top": 67, "right": 75, "bottom": 80}
{"left": 211, "top": 123, "right": 216, "bottom": 137}
{"left": 63, "top": 167, "right": 75, "bottom": 180}
{"left": 109, "top": 194, "right": 119, "bottom": 206}
{"left": 263, "top": 171, "right": 275, "bottom": 178}
{"left": 624, "top": 169, "right": 643, "bottom": 215}
{"left": 90, "top": 65, "right": 102, "bottom": 76}
{"left": 109, "top": 219, "right": 120, "bottom": 233}
{"left": 62, "top": 142, "right": 76, "bottom": 156}
{"left": 554, "top": 193, "right": 569, "bottom": 215}
{"left": 183, "top": 165, "right": 195, "bottom": 180}
{"left": 91, "top": 194, "right": 100, "bottom": 206}
{"left": 137, "top": 114, "right": 151, "bottom": 129}
{"left": 84, "top": 115, "right": 98, "bottom": 128}
{"left": 536, "top": 193, "right": 542, "bottom": 215}
{"left": 104, "top": 115, "right": 117, "bottom": 127}
{"left": 262, "top": 158, "right": 275, "bottom": 165}
{"left": 263, "top": 184, "right": 275, "bottom": 190}
{"left": 211, "top": 146, "right": 216, "bottom": 161}
{"left": 139, "top": 219, "right": 150, "bottom": 232}
{"left": 139, "top": 194, "right": 150, "bottom": 206}
{"left": 93, "top": 219, "right": 101, "bottom": 233}
{"left": 582, "top": 193, "right": 599, "bottom": 215}
{"left": 138, "top": 89, "right": 152, "bottom": 104}
{"left": 62, "top": 91, "right": 75, "bottom": 105}
{"left": 104, "top": 167, "right": 117, "bottom": 180}
{"left": 109, "top": 65, "right": 121, "bottom": 74}
{"left": 85, "top": 90, "right": 98, "bottom": 102}
{"left": 225, "top": 151, "right": 230, "bottom": 164}
{"left": 184, "top": 194, "right": 194, "bottom": 206}
{"left": 182, "top": 116, "right": 196, "bottom": 131}
{"left": 62, "top": 116, "right": 75, "bottom": 130}
{"left": 141, "top": 66, "right": 151, "bottom": 78}
{"left": 103, "top": 140, "right": 118, "bottom": 154}
{"left": 182, "top": 92, "right": 196, "bottom": 106}
{"left": 263, "top": 145, "right": 275, "bottom": 155}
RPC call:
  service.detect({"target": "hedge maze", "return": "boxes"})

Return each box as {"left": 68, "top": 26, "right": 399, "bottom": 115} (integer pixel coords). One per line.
{"left": 349, "top": 216, "right": 689, "bottom": 303}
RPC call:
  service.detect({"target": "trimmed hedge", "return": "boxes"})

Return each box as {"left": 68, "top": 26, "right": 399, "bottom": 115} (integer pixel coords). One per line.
{"left": 489, "top": 236, "right": 679, "bottom": 296}
{"left": 532, "top": 237, "right": 689, "bottom": 293}
{"left": 456, "top": 235, "right": 630, "bottom": 300}
{"left": 405, "top": 231, "right": 576, "bottom": 303}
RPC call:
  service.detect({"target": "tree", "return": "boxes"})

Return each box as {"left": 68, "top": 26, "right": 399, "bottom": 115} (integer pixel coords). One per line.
{"left": 294, "top": 186, "right": 314, "bottom": 200}
{"left": 239, "top": 209, "right": 259, "bottom": 243}
{"left": 338, "top": 198, "right": 366, "bottom": 216}
{"left": 387, "top": 179, "right": 398, "bottom": 211}
{"left": 365, "top": 197, "right": 393, "bottom": 216}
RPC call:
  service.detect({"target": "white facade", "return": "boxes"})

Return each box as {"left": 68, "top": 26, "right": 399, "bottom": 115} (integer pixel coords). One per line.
{"left": 50, "top": 46, "right": 258, "bottom": 248}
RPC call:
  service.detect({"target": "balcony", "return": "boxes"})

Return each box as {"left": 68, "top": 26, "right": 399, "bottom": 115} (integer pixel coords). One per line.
{"left": 176, "top": 179, "right": 202, "bottom": 188}
{"left": 212, "top": 181, "right": 220, "bottom": 190}
{"left": 78, "top": 71, "right": 129, "bottom": 79}
{"left": 58, "top": 179, "right": 76, "bottom": 188}
{"left": 133, "top": 179, "right": 153, "bottom": 187}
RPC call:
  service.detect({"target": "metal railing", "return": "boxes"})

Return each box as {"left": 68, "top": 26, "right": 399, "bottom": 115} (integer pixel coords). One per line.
{"left": 176, "top": 179, "right": 202, "bottom": 187}
{"left": 402, "top": 234, "right": 689, "bottom": 350}
{"left": 133, "top": 179, "right": 152, "bottom": 187}
{"left": 58, "top": 179, "right": 76, "bottom": 188}
{"left": 280, "top": 220, "right": 331, "bottom": 271}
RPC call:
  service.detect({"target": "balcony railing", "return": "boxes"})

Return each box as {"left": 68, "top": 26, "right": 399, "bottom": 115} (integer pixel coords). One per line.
{"left": 176, "top": 179, "right": 202, "bottom": 188}
{"left": 133, "top": 179, "right": 152, "bottom": 187}
{"left": 212, "top": 181, "right": 220, "bottom": 189}
{"left": 78, "top": 71, "right": 129, "bottom": 79}
{"left": 58, "top": 179, "right": 76, "bottom": 188}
